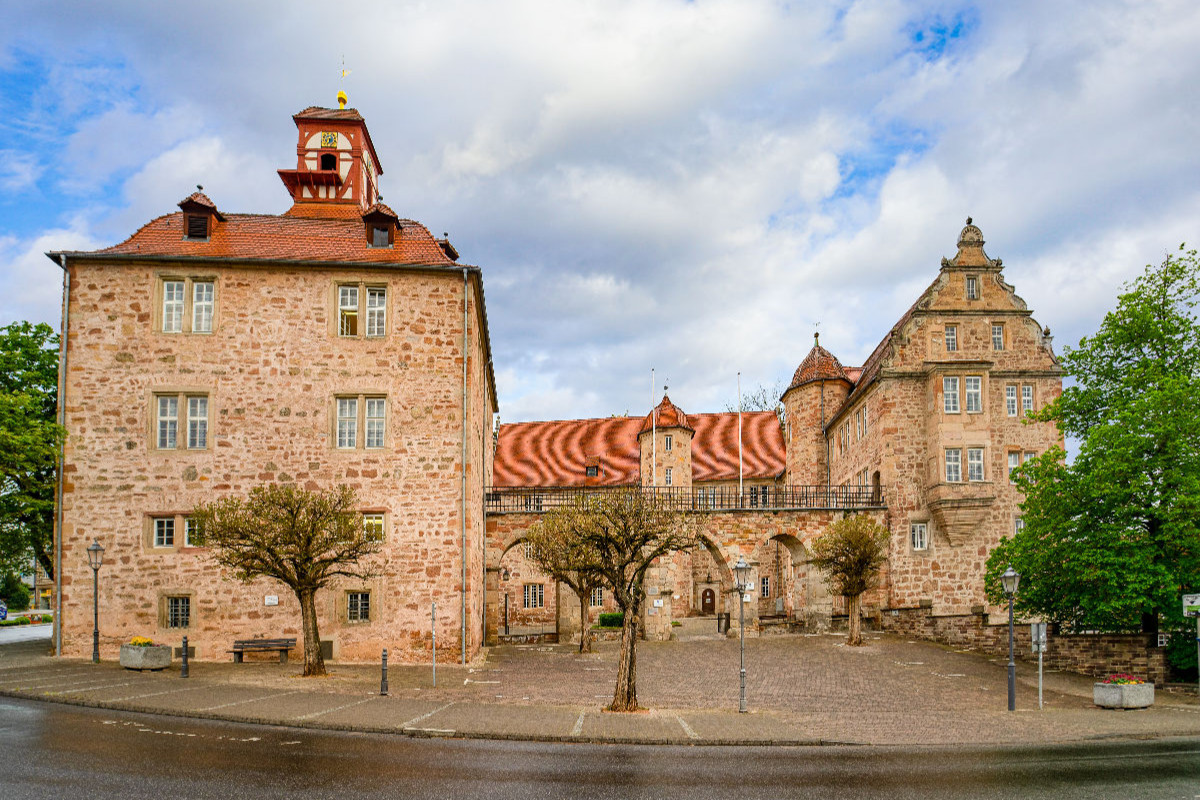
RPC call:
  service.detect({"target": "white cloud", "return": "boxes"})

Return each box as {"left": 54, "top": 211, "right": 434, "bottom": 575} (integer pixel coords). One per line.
{"left": 0, "top": 220, "right": 104, "bottom": 327}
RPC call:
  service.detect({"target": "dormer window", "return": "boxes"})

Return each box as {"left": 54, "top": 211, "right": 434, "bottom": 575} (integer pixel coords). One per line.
{"left": 320, "top": 153, "right": 337, "bottom": 171}
{"left": 362, "top": 203, "right": 398, "bottom": 249}
{"left": 585, "top": 465, "right": 599, "bottom": 478}
{"left": 178, "top": 190, "right": 223, "bottom": 242}
{"left": 371, "top": 225, "right": 390, "bottom": 247}
{"left": 185, "top": 215, "right": 209, "bottom": 240}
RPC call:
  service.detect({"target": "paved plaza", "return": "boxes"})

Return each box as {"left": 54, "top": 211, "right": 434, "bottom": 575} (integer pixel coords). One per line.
{"left": 1, "top": 626, "right": 1197, "bottom": 746}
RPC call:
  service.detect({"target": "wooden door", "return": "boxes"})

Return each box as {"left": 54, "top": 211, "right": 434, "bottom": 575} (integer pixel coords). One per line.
{"left": 701, "top": 588, "right": 715, "bottom": 615}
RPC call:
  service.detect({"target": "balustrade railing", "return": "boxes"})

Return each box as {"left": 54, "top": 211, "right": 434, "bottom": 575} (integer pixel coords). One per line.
{"left": 484, "top": 484, "right": 885, "bottom": 514}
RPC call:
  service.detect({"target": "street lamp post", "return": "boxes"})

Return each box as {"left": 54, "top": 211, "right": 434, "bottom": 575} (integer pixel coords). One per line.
{"left": 86, "top": 540, "right": 104, "bottom": 664}
{"left": 1001, "top": 565, "right": 1021, "bottom": 712}
{"left": 734, "top": 555, "right": 750, "bottom": 714}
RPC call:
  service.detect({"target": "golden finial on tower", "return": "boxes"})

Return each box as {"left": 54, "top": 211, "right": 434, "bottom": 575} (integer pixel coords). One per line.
{"left": 337, "top": 56, "right": 352, "bottom": 109}
{"left": 337, "top": 90, "right": 348, "bottom": 109}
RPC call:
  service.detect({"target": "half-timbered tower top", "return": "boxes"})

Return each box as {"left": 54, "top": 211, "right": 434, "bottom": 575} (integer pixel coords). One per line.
{"left": 278, "top": 98, "right": 385, "bottom": 218}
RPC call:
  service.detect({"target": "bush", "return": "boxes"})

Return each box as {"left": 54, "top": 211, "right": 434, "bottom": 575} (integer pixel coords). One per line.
{"left": 597, "top": 612, "right": 624, "bottom": 628}
{"left": 0, "top": 574, "right": 30, "bottom": 611}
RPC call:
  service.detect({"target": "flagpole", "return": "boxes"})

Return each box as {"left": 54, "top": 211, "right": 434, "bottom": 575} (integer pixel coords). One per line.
{"left": 650, "top": 368, "right": 656, "bottom": 488}
{"left": 738, "top": 372, "right": 744, "bottom": 501}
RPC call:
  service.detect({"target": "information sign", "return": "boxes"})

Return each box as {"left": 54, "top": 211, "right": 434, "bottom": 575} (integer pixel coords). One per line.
{"left": 1030, "top": 622, "right": 1047, "bottom": 653}
{"left": 1183, "top": 594, "right": 1200, "bottom": 618}
{"left": 264, "top": 595, "right": 279, "bottom": 606}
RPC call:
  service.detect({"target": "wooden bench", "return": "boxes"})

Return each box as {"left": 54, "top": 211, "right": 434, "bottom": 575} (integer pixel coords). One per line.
{"left": 230, "top": 638, "right": 296, "bottom": 663}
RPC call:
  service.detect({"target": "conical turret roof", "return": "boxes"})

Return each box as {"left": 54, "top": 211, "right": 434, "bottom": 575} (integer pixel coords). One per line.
{"left": 639, "top": 394, "right": 693, "bottom": 435}
{"left": 785, "top": 334, "right": 850, "bottom": 395}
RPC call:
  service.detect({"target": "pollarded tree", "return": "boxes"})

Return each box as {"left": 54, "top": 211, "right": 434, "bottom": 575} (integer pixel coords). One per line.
{"left": 525, "top": 505, "right": 606, "bottom": 653}
{"left": 809, "top": 514, "right": 889, "bottom": 646}
{"left": 192, "top": 484, "right": 382, "bottom": 676}
{"left": 987, "top": 247, "right": 1200, "bottom": 672}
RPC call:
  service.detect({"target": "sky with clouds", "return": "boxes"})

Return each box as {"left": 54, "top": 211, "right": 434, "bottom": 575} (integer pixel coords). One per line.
{"left": 1, "top": 0, "right": 1197, "bottom": 424}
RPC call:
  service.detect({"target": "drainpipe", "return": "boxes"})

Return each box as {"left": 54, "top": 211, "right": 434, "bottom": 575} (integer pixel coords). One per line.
{"left": 54, "top": 255, "right": 70, "bottom": 657}
{"left": 820, "top": 380, "right": 829, "bottom": 488}
{"left": 461, "top": 268, "right": 468, "bottom": 665}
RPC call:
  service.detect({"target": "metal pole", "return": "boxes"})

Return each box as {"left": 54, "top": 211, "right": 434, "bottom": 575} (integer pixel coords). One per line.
{"left": 432, "top": 601, "right": 437, "bottom": 688}
{"left": 181, "top": 636, "right": 189, "bottom": 679}
{"left": 1038, "top": 643, "right": 1043, "bottom": 710}
{"left": 739, "top": 580, "right": 747, "bottom": 714}
{"left": 1195, "top": 616, "right": 1199, "bottom": 699}
{"left": 91, "top": 567, "right": 99, "bottom": 664}
{"left": 380, "top": 649, "right": 388, "bottom": 696}
{"left": 504, "top": 593, "right": 509, "bottom": 636}
{"left": 1007, "top": 593, "right": 1016, "bottom": 712}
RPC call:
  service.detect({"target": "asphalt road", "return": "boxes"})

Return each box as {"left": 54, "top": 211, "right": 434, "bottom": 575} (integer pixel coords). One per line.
{"left": 2, "top": 697, "right": 1198, "bottom": 799}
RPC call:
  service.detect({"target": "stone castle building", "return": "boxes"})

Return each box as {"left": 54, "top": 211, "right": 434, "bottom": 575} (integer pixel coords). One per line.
{"left": 50, "top": 100, "right": 1061, "bottom": 663}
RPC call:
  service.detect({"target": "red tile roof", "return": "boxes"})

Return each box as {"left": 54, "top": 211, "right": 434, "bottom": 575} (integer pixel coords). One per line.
{"left": 84, "top": 211, "right": 455, "bottom": 266}
{"left": 294, "top": 106, "right": 366, "bottom": 122}
{"left": 639, "top": 394, "right": 693, "bottom": 434}
{"left": 785, "top": 337, "right": 851, "bottom": 394}
{"left": 492, "top": 410, "right": 784, "bottom": 487}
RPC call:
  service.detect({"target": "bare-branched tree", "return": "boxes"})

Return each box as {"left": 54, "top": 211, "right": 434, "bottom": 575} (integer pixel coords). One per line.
{"left": 809, "top": 514, "right": 889, "bottom": 646}
{"left": 525, "top": 509, "right": 605, "bottom": 653}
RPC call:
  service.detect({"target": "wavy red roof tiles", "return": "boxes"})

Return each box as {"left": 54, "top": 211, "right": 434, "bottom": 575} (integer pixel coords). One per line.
{"left": 493, "top": 410, "right": 784, "bottom": 488}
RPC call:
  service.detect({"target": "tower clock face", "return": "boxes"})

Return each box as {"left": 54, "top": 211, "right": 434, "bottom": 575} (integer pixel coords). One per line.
{"left": 321, "top": 131, "right": 337, "bottom": 148}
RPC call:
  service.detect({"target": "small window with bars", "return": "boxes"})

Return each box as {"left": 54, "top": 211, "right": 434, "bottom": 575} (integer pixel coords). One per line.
{"left": 166, "top": 596, "right": 190, "bottom": 628}
{"left": 348, "top": 591, "right": 371, "bottom": 622}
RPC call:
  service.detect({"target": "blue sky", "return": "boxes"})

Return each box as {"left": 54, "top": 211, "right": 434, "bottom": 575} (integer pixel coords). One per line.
{"left": 2, "top": 0, "right": 1198, "bottom": 424}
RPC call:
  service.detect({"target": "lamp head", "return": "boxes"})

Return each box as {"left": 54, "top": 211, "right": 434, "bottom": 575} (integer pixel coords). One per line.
{"left": 734, "top": 555, "right": 750, "bottom": 586}
{"left": 86, "top": 539, "right": 104, "bottom": 571}
{"left": 1000, "top": 565, "right": 1020, "bottom": 596}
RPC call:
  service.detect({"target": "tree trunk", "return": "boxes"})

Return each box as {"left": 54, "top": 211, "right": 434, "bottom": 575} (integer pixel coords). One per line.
{"left": 847, "top": 593, "right": 862, "bottom": 646}
{"left": 578, "top": 591, "right": 592, "bottom": 654}
{"left": 297, "top": 587, "right": 326, "bottom": 676}
{"left": 609, "top": 606, "right": 640, "bottom": 711}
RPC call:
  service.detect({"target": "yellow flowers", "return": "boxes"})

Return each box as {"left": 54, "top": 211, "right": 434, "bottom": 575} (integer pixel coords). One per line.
{"left": 128, "top": 636, "right": 155, "bottom": 647}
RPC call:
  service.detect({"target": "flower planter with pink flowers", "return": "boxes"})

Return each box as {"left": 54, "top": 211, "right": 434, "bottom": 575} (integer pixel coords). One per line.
{"left": 1093, "top": 674, "right": 1154, "bottom": 709}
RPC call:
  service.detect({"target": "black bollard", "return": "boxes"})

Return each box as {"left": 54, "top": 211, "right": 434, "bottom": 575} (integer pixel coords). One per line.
{"left": 380, "top": 648, "right": 389, "bottom": 696}
{"left": 180, "top": 636, "right": 189, "bottom": 678}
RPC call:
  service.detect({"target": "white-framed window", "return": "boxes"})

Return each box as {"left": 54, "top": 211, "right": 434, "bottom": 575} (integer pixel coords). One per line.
{"left": 945, "top": 449, "right": 962, "bottom": 483}
{"left": 1006, "top": 385, "right": 1018, "bottom": 417}
{"left": 160, "top": 277, "right": 216, "bottom": 333}
{"left": 337, "top": 397, "right": 357, "bottom": 448}
{"left": 366, "top": 287, "right": 387, "bottom": 337}
{"left": 365, "top": 398, "right": 386, "bottom": 448}
{"left": 166, "top": 595, "right": 190, "bottom": 628}
{"left": 965, "top": 376, "right": 982, "bottom": 413}
{"left": 154, "top": 517, "right": 175, "bottom": 548}
{"left": 992, "top": 323, "right": 1004, "bottom": 350}
{"left": 590, "top": 587, "right": 604, "bottom": 607}
{"left": 945, "top": 325, "right": 958, "bottom": 352}
{"left": 943, "top": 377, "right": 960, "bottom": 413}
{"left": 862, "top": 405, "right": 868, "bottom": 436}
{"left": 1014, "top": 517, "right": 1025, "bottom": 536}
{"left": 1022, "top": 385, "right": 1034, "bottom": 414}
{"left": 1008, "top": 452, "right": 1020, "bottom": 482}
{"left": 192, "top": 282, "right": 214, "bottom": 333}
{"left": 967, "top": 447, "right": 984, "bottom": 481}
{"left": 338, "top": 285, "right": 359, "bottom": 336}
{"left": 664, "top": 467, "right": 673, "bottom": 486}
{"left": 156, "top": 393, "right": 208, "bottom": 450}
{"left": 910, "top": 522, "right": 928, "bottom": 551}
{"left": 524, "top": 541, "right": 534, "bottom": 559}
{"left": 761, "top": 575, "right": 770, "bottom": 598}
{"left": 1024, "top": 450, "right": 1036, "bottom": 464}
{"left": 749, "top": 486, "right": 759, "bottom": 507}
{"left": 348, "top": 591, "right": 371, "bottom": 622}
{"left": 856, "top": 409, "right": 863, "bottom": 439}
{"left": 966, "top": 276, "right": 978, "bottom": 300}
{"left": 363, "top": 513, "right": 384, "bottom": 541}
{"left": 664, "top": 434, "right": 673, "bottom": 451}
{"left": 184, "top": 517, "right": 204, "bottom": 547}
{"left": 523, "top": 583, "right": 544, "bottom": 609}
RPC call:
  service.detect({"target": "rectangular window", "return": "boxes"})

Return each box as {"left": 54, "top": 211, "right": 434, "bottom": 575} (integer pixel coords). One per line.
{"left": 166, "top": 596, "right": 190, "bottom": 628}
{"left": 162, "top": 280, "right": 185, "bottom": 333}
{"left": 945, "top": 325, "right": 958, "bottom": 352}
{"left": 1008, "top": 452, "right": 1020, "bottom": 482}
{"left": 1024, "top": 451, "right": 1036, "bottom": 463}
{"left": 967, "top": 447, "right": 984, "bottom": 481}
{"left": 348, "top": 591, "right": 371, "bottom": 622}
{"left": 337, "top": 398, "right": 358, "bottom": 448}
{"left": 184, "top": 517, "right": 204, "bottom": 547}
{"left": 585, "top": 465, "right": 599, "bottom": 477}
{"left": 965, "top": 376, "right": 982, "bottom": 413}
{"left": 523, "top": 583, "right": 544, "bottom": 609}
{"left": 1006, "top": 385, "right": 1018, "bottom": 417}
{"left": 943, "top": 377, "right": 960, "bottom": 413}
{"left": 371, "top": 226, "right": 389, "bottom": 247}
{"left": 992, "top": 323, "right": 1004, "bottom": 350}
{"left": 761, "top": 576, "right": 770, "bottom": 598}
{"left": 664, "top": 434, "right": 673, "bottom": 451}
{"left": 187, "top": 396, "right": 208, "bottom": 449}
{"left": 154, "top": 518, "right": 175, "bottom": 548}
{"left": 1022, "top": 385, "right": 1034, "bottom": 414}
{"left": 862, "top": 406, "right": 868, "bottom": 436}
{"left": 338, "top": 286, "right": 359, "bottom": 336}
{"left": 945, "top": 449, "right": 962, "bottom": 483}
{"left": 1014, "top": 517, "right": 1025, "bottom": 536}
{"left": 664, "top": 467, "right": 673, "bottom": 486}
{"left": 363, "top": 513, "right": 384, "bottom": 541}
{"left": 524, "top": 541, "right": 534, "bottom": 559}
{"left": 366, "top": 288, "right": 387, "bottom": 337}
{"left": 910, "top": 522, "right": 928, "bottom": 551}
{"left": 749, "top": 486, "right": 759, "bottom": 507}
{"left": 192, "top": 282, "right": 214, "bottom": 333}
{"left": 365, "top": 398, "right": 385, "bottom": 448}
{"left": 590, "top": 587, "right": 604, "bottom": 607}
{"left": 157, "top": 396, "right": 178, "bottom": 449}
{"left": 966, "top": 276, "right": 978, "bottom": 300}
{"left": 856, "top": 410, "right": 863, "bottom": 440}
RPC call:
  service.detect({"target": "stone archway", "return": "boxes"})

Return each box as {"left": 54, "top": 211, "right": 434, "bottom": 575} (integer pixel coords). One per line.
{"left": 759, "top": 532, "right": 833, "bottom": 631}
{"left": 489, "top": 536, "right": 557, "bottom": 642}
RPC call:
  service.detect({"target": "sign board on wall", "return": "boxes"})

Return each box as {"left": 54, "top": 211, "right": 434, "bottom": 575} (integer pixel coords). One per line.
{"left": 265, "top": 595, "right": 279, "bottom": 606}
{"left": 1183, "top": 594, "right": 1200, "bottom": 617}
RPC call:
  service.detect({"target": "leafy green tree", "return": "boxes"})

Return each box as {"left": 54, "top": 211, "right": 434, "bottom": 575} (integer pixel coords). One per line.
{"left": 987, "top": 247, "right": 1200, "bottom": 672}
{"left": 525, "top": 510, "right": 605, "bottom": 653}
{"left": 809, "top": 514, "right": 889, "bottom": 646}
{"left": 192, "top": 484, "right": 382, "bottom": 677}
{"left": 0, "top": 322, "right": 63, "bottom": 581}
{"left": 0, "top": 572, "right": 31, "bottom": 610}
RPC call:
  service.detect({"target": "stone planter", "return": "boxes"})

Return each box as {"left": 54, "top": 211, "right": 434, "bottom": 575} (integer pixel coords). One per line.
{"left": 119, "top": 644, "right": 172, "bottom": 671}
{"left": 1093, "top": 682, "right": 1154, "bottom": 709}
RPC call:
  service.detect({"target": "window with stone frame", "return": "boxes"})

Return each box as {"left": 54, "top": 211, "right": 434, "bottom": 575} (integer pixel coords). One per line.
{"left": 945, "top": 449, "right": 962, "bottom": 482}
{"left": 335, "top": 395, "right": 386, "bottom": 450}
{"left": 992, "top": 323, "right": 1005, "bottom": 350}
{"left": 523, "top": 583, "right": 544, "bottom": 609}
{"left": 159, "top": 277, "right": 216, "bottom": 334}
{"left": 164, "top": 595, "right": 191, "bottom": 629}
{"left": 664, "top": 467, "right": 673, "bottom": 486}
{"left": 943, "top": 376, "right": 960, "bottom": 413}
{"left": 761, "top": 575, "right": 770, "bottom": 598}
{"left": 1008, "top": 451, "right": 1021, "bottom": 482}
{"left": 524, "top": 541, "right": 534, "bottom": 559}
{"left": 910, "top": 522, "right": 928, "bottom": 551}
{"left": 945, "top": 325, "right": 958, "bottom": 352}
{"left": 337, "top": 283, "right": 387, "bottom": 338}
{"left": 1006, "top": 385, "right": 1018, "bottom": 417}
{"left": 967, "top": 447, "right": 984, "bottom": 481}
{"left": 153, "top": 517, "right": 175, "bottom": 548}
{"left": 362, "top": 513, "right": 385, "bottom": 542}
{"left": 1022, "top": 384, "right": 1034, "bottom": 414}
{"left": 1014, "top": 517, "right": 1025, "bottom": 536}
{"left": 966, "top": 276, "right": 979, "bottom": 300}
{"left": 154, "top": 392, "right": 209, "bottom": 450}
{"left": 664, "top": 434, "right": 673, "bottom": 451}
{"left": 184, "top": 517, "right": 205, "bottom": 547}
{"left": 590, "top": 587, "right": 604, "bottom": 607}
{"left": 347, "top": 591, "right": 371, "bottom": 622}
{"left": 965, "top": 376, "right": 982, "bottom": 413}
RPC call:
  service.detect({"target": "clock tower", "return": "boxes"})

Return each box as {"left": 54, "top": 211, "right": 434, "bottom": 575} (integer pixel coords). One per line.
{"left": 278, "top": 95, "right": 384, "bottom": 217}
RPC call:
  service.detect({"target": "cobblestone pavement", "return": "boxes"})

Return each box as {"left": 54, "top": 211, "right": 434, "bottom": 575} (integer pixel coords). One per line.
{"left": 2, "top": 632, "right": 1198, "bottom": 746}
